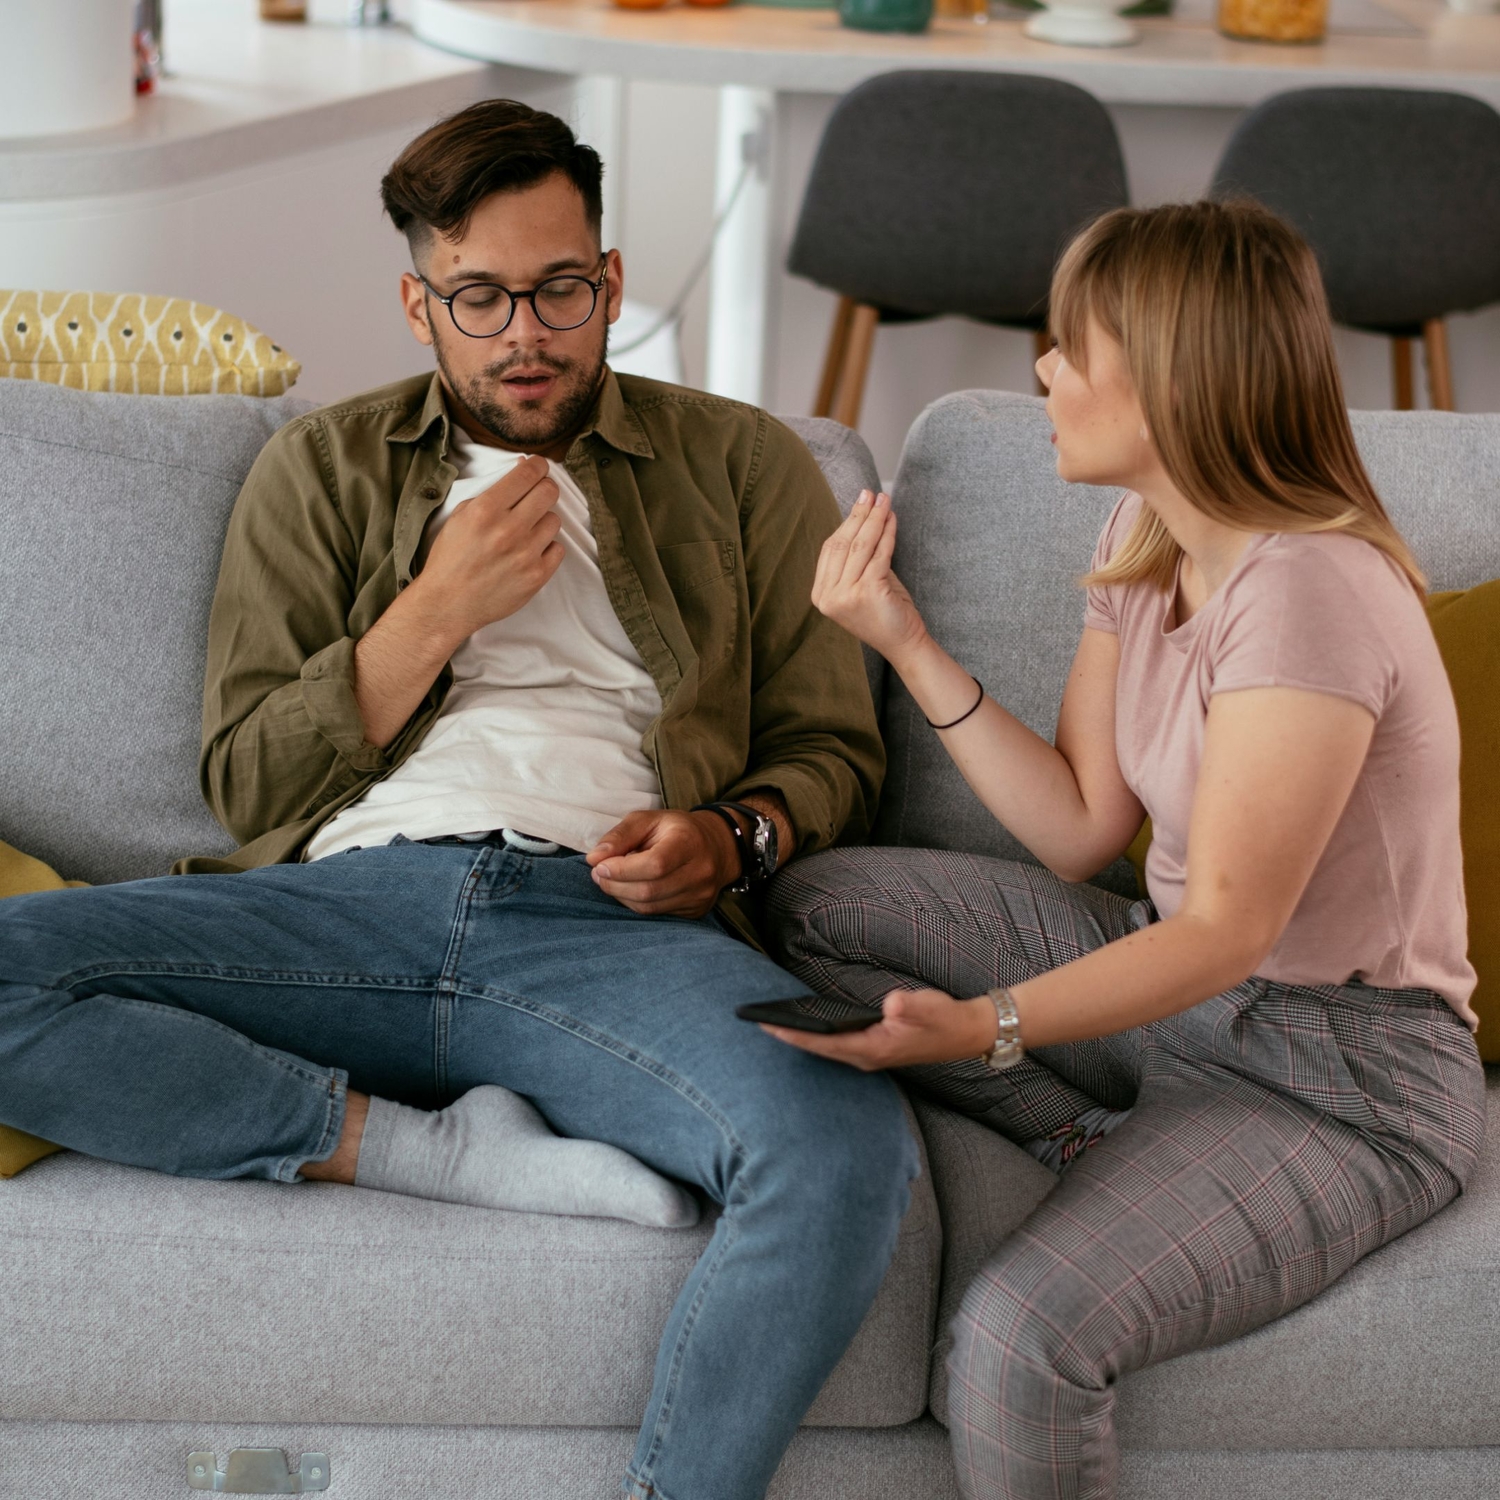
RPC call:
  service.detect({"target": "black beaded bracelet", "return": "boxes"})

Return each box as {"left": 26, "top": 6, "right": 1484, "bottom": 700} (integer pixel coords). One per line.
{"left": 692, "top": 802, "right": 752, "bottom": 890}
{"left": 925, "top": 676, "right": 985, "bottom": 731}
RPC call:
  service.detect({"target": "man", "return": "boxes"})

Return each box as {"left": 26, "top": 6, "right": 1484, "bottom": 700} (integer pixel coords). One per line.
{"left": 0, "top": 101, "right": 917, "bottom": 1500}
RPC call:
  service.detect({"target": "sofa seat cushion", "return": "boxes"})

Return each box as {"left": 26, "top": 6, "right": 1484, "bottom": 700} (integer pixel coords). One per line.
{"left": 923, "top": 1072, "right": 1500, "bottom": 1449}
{"left": 0, "top": 1417, "right": 963, "bottom": 1500}
{"left": 0, "top": 1114, "right": 940, "bottom": 1430}
{"left": 1113, "top": 1069, "right": 1500, "bottom": 1450}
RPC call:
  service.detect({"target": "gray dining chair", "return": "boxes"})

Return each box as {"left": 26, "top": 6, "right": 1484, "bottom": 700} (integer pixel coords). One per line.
{"left": 787, "top": 71, "right": 1129, "bottom": 428}
{"left": 1211, "top": 86, "right": 1500, "bottom": 411}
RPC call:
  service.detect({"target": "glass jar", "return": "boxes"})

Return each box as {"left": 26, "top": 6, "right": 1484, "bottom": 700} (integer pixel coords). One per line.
{"left": 934, "top": 0, "right": 992, "bottom": 21}
{"left": 840, "top": 0, "right": 933, "bottom": 31}
{"left": 1218, "top": 0, "right": 1327, "bottom": 41}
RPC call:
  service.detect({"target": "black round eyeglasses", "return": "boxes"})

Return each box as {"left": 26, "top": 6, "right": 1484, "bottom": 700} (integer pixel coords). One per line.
{"left": 418, "top": 262, "right": 608, "bottom": 339}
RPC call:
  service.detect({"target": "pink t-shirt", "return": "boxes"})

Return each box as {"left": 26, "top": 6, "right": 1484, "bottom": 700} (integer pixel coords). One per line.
{"left": 1084, "top": 494, "right": 1477, "bottom": 1024}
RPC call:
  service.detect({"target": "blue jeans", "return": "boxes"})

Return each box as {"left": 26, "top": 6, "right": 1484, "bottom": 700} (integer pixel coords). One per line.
{"left": 0, "top": 839, "right": 919, "bottom": 1500}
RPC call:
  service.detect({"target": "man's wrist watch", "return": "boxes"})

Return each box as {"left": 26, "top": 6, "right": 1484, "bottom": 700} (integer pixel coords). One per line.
{"left": 693, "top": 801, "right": 779, "bottom": 893}
{"left": 722, "top": 801, "right": 780, "bottom": 888}
{"left": 980, "top": 986, "right": 1025, "bottom": 1072}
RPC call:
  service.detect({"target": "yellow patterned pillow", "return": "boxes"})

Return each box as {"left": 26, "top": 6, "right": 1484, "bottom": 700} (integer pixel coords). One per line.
{"left": 0, "top": 290, "right": 300, "bottom": 396}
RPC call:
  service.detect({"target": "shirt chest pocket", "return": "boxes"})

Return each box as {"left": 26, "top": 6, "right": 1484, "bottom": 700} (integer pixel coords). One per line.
{"left": 655, "top": 538, "right": 739, "bottom": 672}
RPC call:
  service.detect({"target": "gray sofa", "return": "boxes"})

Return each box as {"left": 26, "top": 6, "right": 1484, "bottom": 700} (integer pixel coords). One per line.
{"left": 1, "top": 376, "right": 1496, "bottom": 1500}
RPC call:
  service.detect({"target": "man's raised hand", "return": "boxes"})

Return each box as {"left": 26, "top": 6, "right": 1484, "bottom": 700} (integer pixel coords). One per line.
{"left": 351, "top": 455, "right": 566, "bottom": 749}
{"left": 414, "top": 454, "right": 566, "bottom": 645}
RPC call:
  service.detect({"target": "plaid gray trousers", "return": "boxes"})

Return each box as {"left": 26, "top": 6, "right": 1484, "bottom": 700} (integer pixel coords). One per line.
{"left": 766, "top": 847, "right": 1487, "bottom": 1500}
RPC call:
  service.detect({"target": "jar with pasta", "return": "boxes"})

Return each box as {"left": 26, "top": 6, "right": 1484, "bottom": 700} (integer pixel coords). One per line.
{"left": 1218, "top": 0, "right": 1326, "bottom": 40}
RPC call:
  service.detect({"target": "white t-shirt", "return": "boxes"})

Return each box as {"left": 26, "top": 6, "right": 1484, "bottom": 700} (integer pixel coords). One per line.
{"left": 306, "top": 430, "right": 664, "bottom": 860}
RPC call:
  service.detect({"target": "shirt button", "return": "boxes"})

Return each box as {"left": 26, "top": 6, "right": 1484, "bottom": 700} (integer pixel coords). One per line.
{"left": 421, "top": 486, "right": 439, "bottom": 499}
{"left": 599, "top": 456, "right": 612, "bottom": 469}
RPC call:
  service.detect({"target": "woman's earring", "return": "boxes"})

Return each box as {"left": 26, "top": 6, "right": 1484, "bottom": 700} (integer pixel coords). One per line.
{"left": 1139, "top": 425, "right": 1150, "bottom": 442}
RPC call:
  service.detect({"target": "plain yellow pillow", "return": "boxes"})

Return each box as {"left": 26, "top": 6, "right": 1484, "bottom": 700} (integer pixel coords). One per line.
{"left": 0, "top": 840, "right": 84, "bottom": 1178}
{"left": 1428, "top": 580, "right": 1500, "bottom": 1061}
{"left": 0, "top": 289, "right": 300, "bottom": 396}
{"left": 1122, "top": 579, "right": 1498, "bottom": 1061}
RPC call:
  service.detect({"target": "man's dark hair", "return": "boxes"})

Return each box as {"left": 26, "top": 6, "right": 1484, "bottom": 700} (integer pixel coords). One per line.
{"left": 380, "top": 99, "right": 604, "bottom": 260}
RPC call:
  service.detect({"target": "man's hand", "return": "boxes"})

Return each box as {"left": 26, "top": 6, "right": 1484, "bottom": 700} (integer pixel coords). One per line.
{"left": 411, "top": 453, "right": 565, "bottom": 643}
{"left": 352, "top": 455, "right": 564, "bottom": 748}
{"left": 587, "top": 810, "right": 741, "bottom": 918}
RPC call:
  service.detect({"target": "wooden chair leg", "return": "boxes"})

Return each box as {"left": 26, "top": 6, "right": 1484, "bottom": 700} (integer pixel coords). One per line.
{"left": 814, "top": 296, "right": 856, "bottom": 418}
{"left": 831, "top": 302, "right": 879, "bottom": 430}
{"left": 1033, "top": 326, "right": 1052, "bottom": 397}
{"left": 1392, "top": 336, "right": 1415, "bottom": 410}
{"left": 1423, "top": 317, "right": 1455, "bottom": 411}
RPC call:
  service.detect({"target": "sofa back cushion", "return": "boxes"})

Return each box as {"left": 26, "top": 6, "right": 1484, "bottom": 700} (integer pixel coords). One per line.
{"left": 874, "top": 393, "right": 1126, "bottom": 879}
{"left": 877, "top": 392, "right": 1500, "bottom": 887}
{"left": 779, "top": 415, "right": 886, "bottom": 713}
{"left": 0, "top": 380, "right": 312, "bottom": 884}
{"left": 0, "top": 386, "right": 881, "bottom": 886}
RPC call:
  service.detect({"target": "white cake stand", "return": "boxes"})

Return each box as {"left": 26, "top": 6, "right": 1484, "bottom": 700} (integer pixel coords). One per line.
{"left": 1023, "top": 0, "right": 1139, "bottom": 45}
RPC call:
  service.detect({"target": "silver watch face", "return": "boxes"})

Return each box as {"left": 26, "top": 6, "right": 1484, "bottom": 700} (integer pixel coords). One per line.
{"left": 754, "top": 816, "right": 778, "bottom": 878}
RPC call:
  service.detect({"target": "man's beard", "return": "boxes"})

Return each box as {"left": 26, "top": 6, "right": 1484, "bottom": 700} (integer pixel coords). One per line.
{"left": 433, "top": 327, "right": 608, "bottom": 451}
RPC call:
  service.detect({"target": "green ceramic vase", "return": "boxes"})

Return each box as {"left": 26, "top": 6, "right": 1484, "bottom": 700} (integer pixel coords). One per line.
{"left": 839, "top": 0, "right": 933, "bottom": 32}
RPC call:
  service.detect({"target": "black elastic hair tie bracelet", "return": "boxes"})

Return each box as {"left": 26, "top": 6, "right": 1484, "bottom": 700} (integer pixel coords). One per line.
{"left": 926, "top": 676, "right": 985, "bottom": 731}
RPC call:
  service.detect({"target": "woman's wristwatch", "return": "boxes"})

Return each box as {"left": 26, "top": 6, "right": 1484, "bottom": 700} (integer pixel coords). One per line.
{"left": 980, "top": 987, "right": 1025, "bottom": 1071}
{"left": 692, "top": 801, "right": 780, "bottom": 893}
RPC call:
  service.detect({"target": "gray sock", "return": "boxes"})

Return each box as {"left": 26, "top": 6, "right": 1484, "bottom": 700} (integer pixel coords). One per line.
{"left": 352, "top": 1086, "right": 699, "bottom": 1229}
{"left": 1023, "top": 1106, "right": 1132, "bottom": 1174}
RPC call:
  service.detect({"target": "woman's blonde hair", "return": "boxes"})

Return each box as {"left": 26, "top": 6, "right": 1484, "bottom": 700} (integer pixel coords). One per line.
{"left": 1052, "top": 199, "right": 1425, "bottom": 594}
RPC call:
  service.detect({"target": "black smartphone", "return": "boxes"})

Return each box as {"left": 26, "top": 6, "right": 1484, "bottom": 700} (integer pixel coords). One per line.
{"left": 735, "top": 998, "right": 880, "bottom": 1034}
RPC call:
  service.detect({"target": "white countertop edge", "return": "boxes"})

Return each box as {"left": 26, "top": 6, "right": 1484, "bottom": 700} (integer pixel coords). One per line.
{"left": 0, "top": 68, "right": 532, "bottom": 204}
{"left": 412, "top": 0, "right": 1500, "bottom": 108}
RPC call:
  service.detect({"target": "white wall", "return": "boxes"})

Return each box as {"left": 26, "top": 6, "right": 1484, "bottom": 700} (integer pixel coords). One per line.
{"left": 617, "top": 81, "right": 722, "bottom": 392}
{"left": 0, "top": 72, "right": 573, "bottom": 406}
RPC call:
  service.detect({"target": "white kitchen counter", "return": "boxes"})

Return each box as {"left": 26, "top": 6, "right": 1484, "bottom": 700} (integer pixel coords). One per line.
{"left": 413, "top": 0, "right": 1500, "bottom": 107}
{"left": 0, "top": 0, "right": 512, "bottom": 202}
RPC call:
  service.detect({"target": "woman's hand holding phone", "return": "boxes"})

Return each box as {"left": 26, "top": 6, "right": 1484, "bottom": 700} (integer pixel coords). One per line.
{"left": 813, "top": 491, "right": 928, "bottom": 669}
{"left": 752, "top": 987, "right": 999, "bottom": 1072}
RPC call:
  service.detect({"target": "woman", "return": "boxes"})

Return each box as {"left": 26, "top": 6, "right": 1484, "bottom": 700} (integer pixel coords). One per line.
{"left": 762, "top": 200, "right": 1486, "bottom": 1500}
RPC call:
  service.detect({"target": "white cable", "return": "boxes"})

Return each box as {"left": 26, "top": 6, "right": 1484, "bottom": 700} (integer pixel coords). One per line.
{"left": 610, "top": 154, "right": 755, "bottom": 359}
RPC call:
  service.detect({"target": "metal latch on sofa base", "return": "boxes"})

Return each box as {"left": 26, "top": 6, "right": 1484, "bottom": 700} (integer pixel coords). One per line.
{"left": 187, "top": 1450, "right": 330, "bottom": 1493}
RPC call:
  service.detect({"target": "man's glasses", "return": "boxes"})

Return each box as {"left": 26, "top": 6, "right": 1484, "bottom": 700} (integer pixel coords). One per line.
{"left": 419, "top": 262, "right": 608, "bottom": 339}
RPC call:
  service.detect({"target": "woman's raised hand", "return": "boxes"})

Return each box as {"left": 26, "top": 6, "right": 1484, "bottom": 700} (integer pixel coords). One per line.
{"left": 812, "top": 491, "right": 928, "bottom": 665}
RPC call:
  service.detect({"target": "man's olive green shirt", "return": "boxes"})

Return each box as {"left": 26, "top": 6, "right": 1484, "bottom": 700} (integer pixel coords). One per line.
{"left": 178, "top": 369, "right": 884, "bottom": 945}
